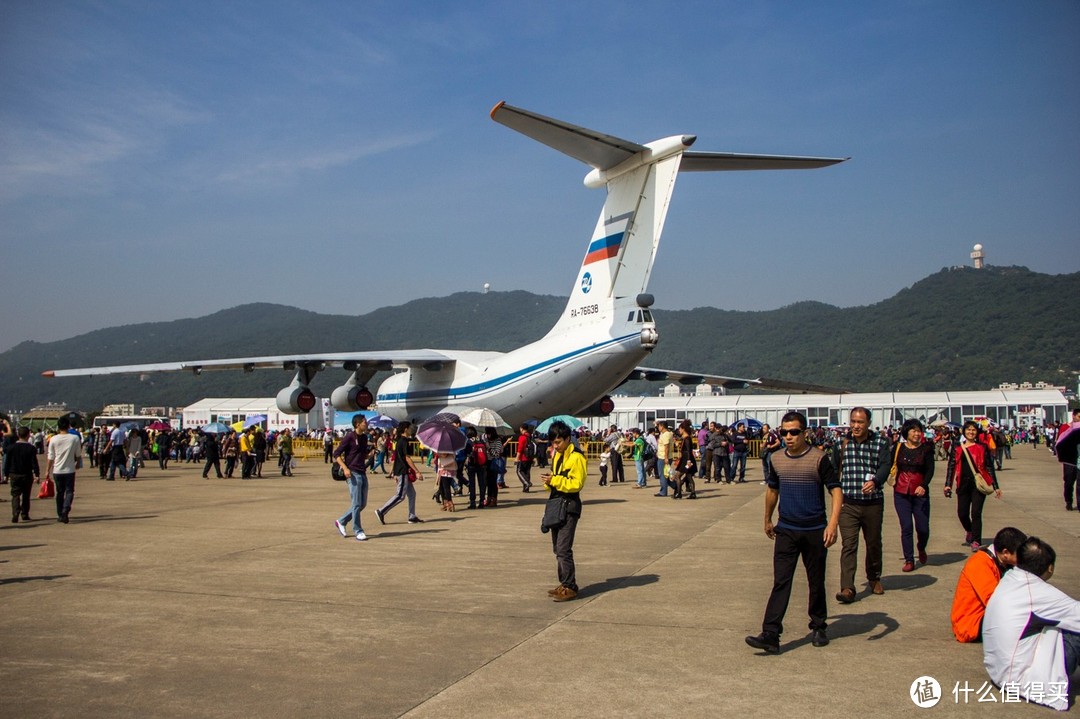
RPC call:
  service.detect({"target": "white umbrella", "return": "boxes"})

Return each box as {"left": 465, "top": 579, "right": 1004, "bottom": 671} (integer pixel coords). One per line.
{"left": 459, "top": 407, "right": 510, "bottom": 429}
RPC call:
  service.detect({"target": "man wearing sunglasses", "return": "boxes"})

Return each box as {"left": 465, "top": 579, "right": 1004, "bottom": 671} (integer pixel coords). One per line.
{"left": 746, "top": 411, "right": 842, "bottom": 655}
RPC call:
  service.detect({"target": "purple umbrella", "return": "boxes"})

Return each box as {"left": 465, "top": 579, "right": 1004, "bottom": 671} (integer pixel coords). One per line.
{"left": 416, "top": 421, "right": 467, "bottom": 453}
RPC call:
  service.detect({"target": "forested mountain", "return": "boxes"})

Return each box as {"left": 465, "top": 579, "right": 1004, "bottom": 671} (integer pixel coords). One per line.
{"left": 1, "top": 266, "right": 1075, "bottom": 413}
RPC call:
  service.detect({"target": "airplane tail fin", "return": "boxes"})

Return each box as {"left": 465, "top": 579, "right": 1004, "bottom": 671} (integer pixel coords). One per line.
{"left": 489, "top": 102, "right": 846, "bottom": 326}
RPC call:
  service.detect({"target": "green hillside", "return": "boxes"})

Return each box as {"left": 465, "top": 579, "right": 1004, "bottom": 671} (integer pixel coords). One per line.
{"left": 1, "top": 266, "right": 1076, "bottom": 413}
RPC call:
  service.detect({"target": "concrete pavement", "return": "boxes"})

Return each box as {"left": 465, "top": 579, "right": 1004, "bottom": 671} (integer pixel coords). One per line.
{"left": 1, "top": 446, "right": 1078, "bottom": 717}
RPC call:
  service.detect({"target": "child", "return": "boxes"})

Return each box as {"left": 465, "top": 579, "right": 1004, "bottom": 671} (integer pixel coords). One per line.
{"left": 598, "top": 449, "right": 609, "bottom": 486}
{"left": 436, "top": 452, "right": 457, "bottom": 511}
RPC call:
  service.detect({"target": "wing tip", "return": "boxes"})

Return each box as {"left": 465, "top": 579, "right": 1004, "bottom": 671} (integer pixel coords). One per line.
{"left": 489, "top": 100, "right": 507, "bottom": 120}
{"left": 41, "top": 370, "right": 55, "bottom": 378}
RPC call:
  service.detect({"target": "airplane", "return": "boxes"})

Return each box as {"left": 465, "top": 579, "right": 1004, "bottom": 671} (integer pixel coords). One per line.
{"left": 43, "top": 102, "right": 848, "bottom": 428}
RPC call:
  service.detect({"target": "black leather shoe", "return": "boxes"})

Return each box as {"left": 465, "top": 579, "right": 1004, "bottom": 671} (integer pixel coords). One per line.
{"left": 745, "top": 632, "right": 780, "bottom": 654}
{"left": 812, "top": 629, "right": 829, "bottom": 647}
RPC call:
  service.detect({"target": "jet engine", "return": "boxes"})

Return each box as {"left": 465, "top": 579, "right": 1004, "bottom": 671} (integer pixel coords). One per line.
{"left": 276, "top": 385, "right": 317, "bottom": 414}
{"left": 577, "top": 395, "right": 616, "bottom": 417}
{"left": 276, "top": 364, "right": 320, "bottom": 414}
{"left": 331, "top": 369, "right": 377, "bottom": 411}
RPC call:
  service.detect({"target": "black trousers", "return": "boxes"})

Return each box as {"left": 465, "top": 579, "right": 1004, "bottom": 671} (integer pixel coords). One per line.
{"left": 762, "top": 527, "right": 828, "bottom": 637}
{"left": 956, "top": 484, "right": 988, "bottom": 544}
{"left": 608, "top": 449, "right": 624, "bottom": 483}
{"left": 551, "top": 512, "right": 579, "bottom": 590}
{"left": 9, "top": 473, "right": 33, "bottom": 519}
{"left": 1065, "top": 465, "right": 1078, "bottom": 507}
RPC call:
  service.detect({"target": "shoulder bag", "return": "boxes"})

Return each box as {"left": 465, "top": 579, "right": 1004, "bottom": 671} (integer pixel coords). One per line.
{"left": 961, "top": 444, "right": 995, "bottom": 495}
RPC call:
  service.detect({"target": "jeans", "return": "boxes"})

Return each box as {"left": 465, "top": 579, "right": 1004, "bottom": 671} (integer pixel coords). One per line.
{"left": 656, "top": 459, "right": 668, "bottom": 491}
{"left": 731, "top": 451, "right": 748, "bottom": 481}
{"left": 894, "top": 493, "right": 931, "bottom": 563}
{"left": 53, "top": 472, "right": 75, "bottom": 518}
{"left": 107, "top": 448, "right": 127, "bottom": 480}
{"left": 634, "top": 459, "right": 645, "bottom": 487}
{"left": 338, "top": 471, "right": 368, "bottom": 533}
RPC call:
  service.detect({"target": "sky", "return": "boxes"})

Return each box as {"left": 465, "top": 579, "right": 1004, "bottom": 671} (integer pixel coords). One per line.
{"left": 1, "top": 0, "right": 1078, "bottom": 352}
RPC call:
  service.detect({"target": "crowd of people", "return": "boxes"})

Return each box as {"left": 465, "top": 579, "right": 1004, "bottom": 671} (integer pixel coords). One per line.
{"left": 4, "top": 405, "right": 1080, "bottom": 706}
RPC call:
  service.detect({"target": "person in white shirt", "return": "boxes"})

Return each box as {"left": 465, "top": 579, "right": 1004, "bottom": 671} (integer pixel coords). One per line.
{"left": 46, "top": 414, "right": 83, "bottom": 523}
{"left": 983, "top": 537, "right": 1080, "bottom": 711}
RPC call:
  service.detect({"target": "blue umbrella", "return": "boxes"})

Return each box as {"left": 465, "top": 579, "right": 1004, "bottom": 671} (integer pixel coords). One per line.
{"left": 368, "top": 414, "right": 399, "bottom": 430}
{"left": 730, "top": 418, "right": 763, "bottom": 432}
{"left": 536, "top": 415, "right": 585, "bottom": 434}
{"left": 201, "top": 422, "right": 231, "bottom": 434}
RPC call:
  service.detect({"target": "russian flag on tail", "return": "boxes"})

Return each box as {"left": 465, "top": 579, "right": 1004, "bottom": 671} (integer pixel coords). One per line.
{"left": 584, "top": 232, "right": 624, "bottom": 265}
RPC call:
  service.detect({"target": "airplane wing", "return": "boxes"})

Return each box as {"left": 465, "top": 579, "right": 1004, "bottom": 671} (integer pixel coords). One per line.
{"left": 627, "top": 366, "right": 849, "bottom": 395}
{"left": 41, "top": 349, "right": 494, "bottom": 377}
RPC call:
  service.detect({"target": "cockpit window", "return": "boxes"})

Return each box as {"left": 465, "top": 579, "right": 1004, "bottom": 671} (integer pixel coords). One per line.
{"left": 627, "top": 311, "right": 635, "bottom": 322}
{"left": 642, "top": 310, "right": 653, "bottom": 322}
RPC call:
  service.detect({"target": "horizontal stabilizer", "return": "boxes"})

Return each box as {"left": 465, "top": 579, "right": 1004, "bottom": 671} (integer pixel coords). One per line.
{"left": 491, "top": 102, "right": 646, "bottom": 171}
{"left": 681, "top": 152, "right": 848, "bottom": 171}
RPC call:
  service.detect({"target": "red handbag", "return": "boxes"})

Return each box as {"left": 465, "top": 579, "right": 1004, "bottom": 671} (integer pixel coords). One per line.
{"left": 407, "top": 467, "right": 418, "bottom": 483}
{"left": 38, "top": 478, "right": 55, "bottom": 499}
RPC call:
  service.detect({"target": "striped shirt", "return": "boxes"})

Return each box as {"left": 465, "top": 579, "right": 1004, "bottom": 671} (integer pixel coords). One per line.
{"left": 767, "top": 445, "right": 840, "bottom": 531}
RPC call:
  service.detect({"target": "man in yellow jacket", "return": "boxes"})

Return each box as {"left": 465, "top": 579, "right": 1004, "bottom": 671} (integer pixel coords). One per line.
{"left": 543, "top": 421, "right": 587, "bottom": 602}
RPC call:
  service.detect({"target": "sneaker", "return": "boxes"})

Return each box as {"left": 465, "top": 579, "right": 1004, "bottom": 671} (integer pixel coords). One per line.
{"left": 355, "top": 531, "right": 367, "bottom": 541}
{"left": 918, "top": 549, "right": 928, "bottom": 565}
{"left": 971, "top": 541, "right": 981, "bottom": 551}
{"left": 811, "top": 629, "right": 829, "bottom": 647}
{"left": 407, "top": 516, "right": 424, "bottom": 524}
{"left": 376, "top": 508, "right": 386, "bottom": 525}
{"left": 744, "top": 632, "right": 780, "bottom": 654}
{"left": 334, "top": 520, "right": 347, "bottom": 538}
{"left": 964, "top": 531, "right": 973, "bottom": 544}
{"left": 902, "top": 561, "right": 915, "bottom": 572}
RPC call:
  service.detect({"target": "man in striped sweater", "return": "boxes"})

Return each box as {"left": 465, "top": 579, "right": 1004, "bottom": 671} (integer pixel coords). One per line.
{"left": 746, "top": 410, "right": 842, "bottom": 655}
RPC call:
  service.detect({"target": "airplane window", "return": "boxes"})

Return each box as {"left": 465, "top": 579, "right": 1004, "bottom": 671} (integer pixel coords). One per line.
{"left": 627, "top": 311, "right": 635, "bottom": 322}
{"left": 642, "top": 310, "right": 653, "bottom": 322}
{"left": 636, "top": 311, "right": 643, "bottom": 322}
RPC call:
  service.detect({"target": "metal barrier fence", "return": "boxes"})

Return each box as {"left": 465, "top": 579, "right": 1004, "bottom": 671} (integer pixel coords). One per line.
{"left": 289, "top": 438, "right": 765, "bottom": 462}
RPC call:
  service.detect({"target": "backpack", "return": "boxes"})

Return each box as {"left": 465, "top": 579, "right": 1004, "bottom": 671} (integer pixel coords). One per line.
{"left": 471, "top": 440, "right": 487, "bottom": 466}
{"left": 640, "top": 439, "right": 656, "bottom": 461}
{"left": 520, "top": 438, "right": 535, "bottom": 461}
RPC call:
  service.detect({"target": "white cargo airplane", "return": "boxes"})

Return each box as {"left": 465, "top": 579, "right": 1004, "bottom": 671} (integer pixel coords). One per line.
{"left": 43, "top": 102, "right": 847, "bottom": 427}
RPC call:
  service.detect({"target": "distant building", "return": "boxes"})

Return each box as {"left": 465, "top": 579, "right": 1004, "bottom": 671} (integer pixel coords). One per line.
{"left": 102, "top": 403, "right": 135, "bottom": 416}
{"left": 970, "top": 243, "right": 985, "bottom": 269}
{"left": 589, "top": 389, "right": 1067, "bottom": 432}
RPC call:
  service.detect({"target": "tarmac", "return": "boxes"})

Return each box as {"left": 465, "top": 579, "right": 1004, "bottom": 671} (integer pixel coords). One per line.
{"left": 1, "top": 445, "right": 1078, "bottom": 718}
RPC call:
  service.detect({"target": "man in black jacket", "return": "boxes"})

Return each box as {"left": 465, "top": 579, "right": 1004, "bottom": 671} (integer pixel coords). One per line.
{"left": 5, "top": 425, "right": 41, "bottom": 522}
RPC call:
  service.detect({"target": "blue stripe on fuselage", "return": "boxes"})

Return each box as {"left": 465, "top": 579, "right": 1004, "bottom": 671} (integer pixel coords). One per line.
{"left": 376, "top": 332, "right": 640, "bottom": 403}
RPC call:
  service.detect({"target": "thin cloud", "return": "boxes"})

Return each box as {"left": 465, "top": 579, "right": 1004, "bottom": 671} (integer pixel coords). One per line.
{"left": 211, "top": 130, "right": 438, "bottom": 186}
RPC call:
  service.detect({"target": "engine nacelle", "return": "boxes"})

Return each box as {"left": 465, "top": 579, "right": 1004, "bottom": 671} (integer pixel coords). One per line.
{"left": 276, "top": 385, "right": 317, "bottom": 414}
{"left": 331, "top": 384, "right": 374, "bottom": 411}
{"left": 577, "top": 395, "right": 616, "bottom": 417}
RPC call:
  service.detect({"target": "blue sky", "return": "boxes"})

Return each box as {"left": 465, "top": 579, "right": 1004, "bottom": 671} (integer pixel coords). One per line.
{"left": 2, "top": 1, "right": 1078, "bottom": 352}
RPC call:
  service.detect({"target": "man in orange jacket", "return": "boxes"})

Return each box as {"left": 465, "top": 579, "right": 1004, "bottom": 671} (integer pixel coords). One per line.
{"left": 951, "top": 526, "right": 1026, "bottom": 642}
